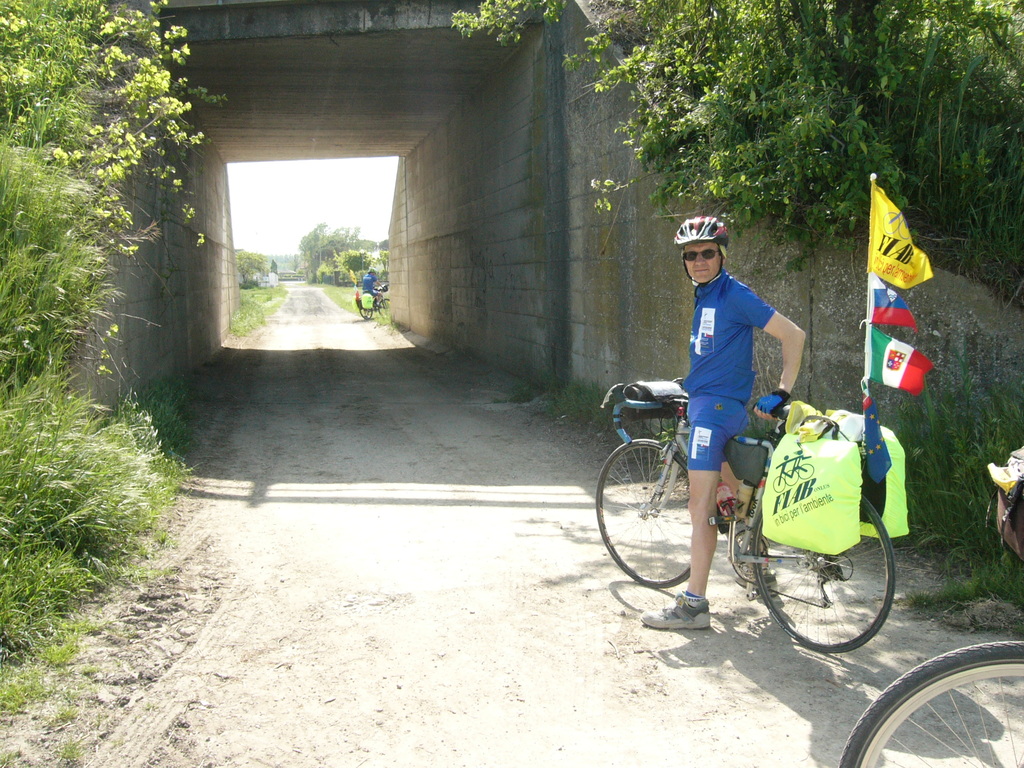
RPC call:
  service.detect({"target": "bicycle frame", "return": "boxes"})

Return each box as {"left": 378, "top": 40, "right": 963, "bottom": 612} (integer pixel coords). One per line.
{"left": 610, "top": 398, "right": 803, "bottom": 578}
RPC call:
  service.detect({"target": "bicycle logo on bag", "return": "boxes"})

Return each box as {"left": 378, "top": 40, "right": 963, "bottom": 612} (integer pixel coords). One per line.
{"left": 771, "top": 450, "right": 817, "bottom": 515}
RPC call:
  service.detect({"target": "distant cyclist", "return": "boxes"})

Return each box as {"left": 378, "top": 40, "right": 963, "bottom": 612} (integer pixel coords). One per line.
{"left": 362, "top": 269, "right": 381, "bottom": 298}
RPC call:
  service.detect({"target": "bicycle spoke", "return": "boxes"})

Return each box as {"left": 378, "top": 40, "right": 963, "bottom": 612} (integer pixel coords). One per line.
{"left": 596, "top": 440, "right": 692, "bottom": 588}
{"left": 753, "top": 499, "right": 895, "bottom": 653}
{"left": 841, "top": 644, "right": 1024, "bottom": 767}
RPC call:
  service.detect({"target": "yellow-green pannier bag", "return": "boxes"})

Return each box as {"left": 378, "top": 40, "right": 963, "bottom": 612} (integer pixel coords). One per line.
{"left": 361, "top": 292, "right": 375, "bottom": 309}
{"left": 761, "top": 432, "right": 863, "bottom": 554}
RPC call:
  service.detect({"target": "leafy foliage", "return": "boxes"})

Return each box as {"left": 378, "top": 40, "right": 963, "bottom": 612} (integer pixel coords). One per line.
{"left": 0, "top": 0, "right": 206, "bottom": 662}
{"left": 456, "top": 0, "right": 1024, "bottom": 290}
{"left": 299, "top": 223, "right": 377, "bottom": 280}
{"left": 236, "top": 249, "right": 270, "bottom": 287}
{"left": 1, "top": 0, "right": 211, "bottom": 245}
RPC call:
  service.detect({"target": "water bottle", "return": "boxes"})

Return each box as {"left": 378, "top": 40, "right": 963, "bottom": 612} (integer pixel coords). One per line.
{"left": 716, "top": 482, "right": 736, "bottom": 532}
{"left": 716, "top": 481, "right": 737, "bottom": 513}
{"left": 735, "top": 481, "right": 754, "bottom": 518}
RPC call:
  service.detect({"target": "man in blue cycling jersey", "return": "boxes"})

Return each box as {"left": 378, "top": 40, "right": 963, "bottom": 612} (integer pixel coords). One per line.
{"left": 642, "top": 215, "right": 806, "bottom": 631}
{"left": 362, "top": 269, "right": 381, "bottom": 297}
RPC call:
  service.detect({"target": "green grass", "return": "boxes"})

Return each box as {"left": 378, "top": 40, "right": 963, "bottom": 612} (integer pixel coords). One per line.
{"left": 888, "top": 374, "right": 1024, "bottom": 623}
{"left": 229, "top": 286, "right": 287, "bottom": 336}
{"left": 0, "top": 373, "right": 188, "bottom": 664}
{"left": 122, "top": 376, "right": 193, "bottom": 458}
{"left": 0, "top": 664, "right": 47, "bottom": 715}
{"left": 546, "top": 380, "right": 607, "bottom": 426}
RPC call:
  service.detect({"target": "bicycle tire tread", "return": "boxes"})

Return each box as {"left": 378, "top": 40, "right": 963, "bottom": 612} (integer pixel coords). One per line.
{"left": 839, "top": 641, "right": 1024, "bottom": 767}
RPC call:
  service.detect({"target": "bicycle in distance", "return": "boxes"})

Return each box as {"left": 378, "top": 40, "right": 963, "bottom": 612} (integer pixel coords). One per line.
{"left": 356, "top": 282, "right": 389, "bottom": 320}
{"left": 595, "top": 380, "right": 896, "bottom": 654}
{"left": 840, "top": 640, "right": 1024, "bottom": 767}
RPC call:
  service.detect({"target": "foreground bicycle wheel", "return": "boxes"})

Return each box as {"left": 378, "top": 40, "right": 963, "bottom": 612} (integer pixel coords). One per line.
{"left": 751, "top": 498, "right": 895, "bottom": 653}
{"left": 840, "top": 641, "right": 1024, "bottom": 767}
{"left": 595, "top": 439, "right": 691, "bottom": 588}
{"left": 358, "top": 304, "right": 373, "bottom": 320}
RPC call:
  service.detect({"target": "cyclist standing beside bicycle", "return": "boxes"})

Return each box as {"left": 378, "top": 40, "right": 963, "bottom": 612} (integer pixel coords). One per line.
{"left": 641, "top": 216, "right": 806, "bottom": 631}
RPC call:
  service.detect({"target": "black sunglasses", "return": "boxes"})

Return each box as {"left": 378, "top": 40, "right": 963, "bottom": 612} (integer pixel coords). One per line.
{"left": 683, "top": 248, "right": 720, "bottom": 262}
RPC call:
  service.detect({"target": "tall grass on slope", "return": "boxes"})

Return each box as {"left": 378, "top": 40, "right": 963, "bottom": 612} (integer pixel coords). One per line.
{"left": 893, "top": 375, "right": 1024, "bottom": 614}
{"left": 0, "top": 144, "right": 108, "bottom": 389}
{"left": 0, "top": 374, "right": 182, "bottom": 662}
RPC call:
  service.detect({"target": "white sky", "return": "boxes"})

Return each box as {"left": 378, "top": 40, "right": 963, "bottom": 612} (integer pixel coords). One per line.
{"left": 227, "top": 157, "right": 400, "bottom": 255}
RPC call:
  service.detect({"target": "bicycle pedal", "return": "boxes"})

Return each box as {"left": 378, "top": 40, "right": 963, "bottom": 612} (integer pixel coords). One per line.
{"left": 709, "top": 514, "right": 735, "bottom": 533}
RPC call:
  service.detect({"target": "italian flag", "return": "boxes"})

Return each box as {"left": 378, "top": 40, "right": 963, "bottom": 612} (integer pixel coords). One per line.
{"left": 869, "top": 327, "right": 933, "bottom": 396}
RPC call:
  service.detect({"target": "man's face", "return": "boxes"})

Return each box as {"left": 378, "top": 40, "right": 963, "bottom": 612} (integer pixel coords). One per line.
{"left": 682, "top": 243, "right": 723, "bottom": 284}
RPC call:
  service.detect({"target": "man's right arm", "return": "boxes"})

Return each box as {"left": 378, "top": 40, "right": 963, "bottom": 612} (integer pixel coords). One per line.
{"left": 755, "top": 312, "right": 806, "bottom": 419}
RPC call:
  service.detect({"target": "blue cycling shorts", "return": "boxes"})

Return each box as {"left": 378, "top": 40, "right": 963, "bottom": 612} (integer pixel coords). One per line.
{"left": 686, "top": 395, "right": 749, "bottom": 472}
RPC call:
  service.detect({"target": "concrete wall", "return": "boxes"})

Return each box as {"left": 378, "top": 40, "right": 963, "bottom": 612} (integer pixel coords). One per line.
{"left": 74, "top": 143, "right": 238, "bottom": 405}
{"left": 391, "top": 0, "right": 1024, "bottom": 410}
{"left": 389, "top": 27, "right": 556, "bottom": 375}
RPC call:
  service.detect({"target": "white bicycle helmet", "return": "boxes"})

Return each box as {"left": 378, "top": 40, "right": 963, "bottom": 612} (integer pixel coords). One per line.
{"left": 674, "top": 216, "right": 729, "bottom": 248}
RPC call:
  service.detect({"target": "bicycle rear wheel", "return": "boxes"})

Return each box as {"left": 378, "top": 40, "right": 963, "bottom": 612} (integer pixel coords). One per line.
{"left": 751, "top": 497, "right": 895, "bottom": 653}
{"left": 839, "top": 641, "right": 1024, "bottom": 767}
{"left": 595, "top": 439, "right": 691, "bottom": 588}
{"left": 358, "top": 304, "right": 373, "bottom": 320}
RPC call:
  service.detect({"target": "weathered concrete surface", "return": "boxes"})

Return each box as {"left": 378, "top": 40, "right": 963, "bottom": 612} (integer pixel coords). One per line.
{"left": 161, "top": 0, "right": 517, "bottom": 161}
{"left": 75, "top": 144, "right": 237, "bottom": 405}
{"left": 389, "top": 0, "right": 1024, "bottom": 407}
{"left": 102, "top": 0, "right": 1024, "bottom": 410}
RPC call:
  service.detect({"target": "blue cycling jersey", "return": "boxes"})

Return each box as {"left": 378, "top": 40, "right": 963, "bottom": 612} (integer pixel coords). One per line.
{"left": 362, "top": 273, "right": 379, "bottom": 294}
{"left": 683, "top": 270, "right": 775, "bottom": 404}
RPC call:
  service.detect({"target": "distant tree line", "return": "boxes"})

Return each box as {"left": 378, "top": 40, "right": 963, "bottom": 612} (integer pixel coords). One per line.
{"left": 298, "top": 223, "right": 388, "bottom": 285}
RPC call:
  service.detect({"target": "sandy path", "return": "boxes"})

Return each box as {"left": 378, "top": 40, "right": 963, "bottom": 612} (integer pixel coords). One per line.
{"left": 5, "top": 283, "right": 1005, "bottom": 767}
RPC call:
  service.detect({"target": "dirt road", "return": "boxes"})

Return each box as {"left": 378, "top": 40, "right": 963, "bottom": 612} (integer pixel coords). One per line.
{"left": 6, "top": 284, "right": 1009, "bottom": 767}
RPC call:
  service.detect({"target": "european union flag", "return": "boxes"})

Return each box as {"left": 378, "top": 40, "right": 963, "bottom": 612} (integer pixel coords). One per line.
{"left": 863, "top": 393, "right": 892, "bottom": 483}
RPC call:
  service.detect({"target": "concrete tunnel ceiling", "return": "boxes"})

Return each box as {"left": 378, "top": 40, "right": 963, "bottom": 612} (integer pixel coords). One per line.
{"left": 161, "top": 1, "right": 522, "bottom": 162}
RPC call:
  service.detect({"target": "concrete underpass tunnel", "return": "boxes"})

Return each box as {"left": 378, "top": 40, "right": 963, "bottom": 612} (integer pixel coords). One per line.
{"left": 163, "top": 0, "right": 577, "bottom": 383}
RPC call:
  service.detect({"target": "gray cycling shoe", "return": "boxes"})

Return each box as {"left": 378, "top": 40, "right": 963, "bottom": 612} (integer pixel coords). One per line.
{"left": 641, "top": 598, "right": 711, "bottom": 630}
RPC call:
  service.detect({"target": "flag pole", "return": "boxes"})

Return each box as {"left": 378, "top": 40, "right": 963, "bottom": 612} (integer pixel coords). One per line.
{"left": 864, "top": 173, "right": 877, "bottom": 388}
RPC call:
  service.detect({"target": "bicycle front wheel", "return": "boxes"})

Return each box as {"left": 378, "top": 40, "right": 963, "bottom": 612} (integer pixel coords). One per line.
{"left": 839, "top": 641, "right": 1024, "bottom": 767}
{"left": 595, "top": 439, "right": 691, "bottom": 588}
{"left": 752, "top": 497, "right": 895, "bottom": 653}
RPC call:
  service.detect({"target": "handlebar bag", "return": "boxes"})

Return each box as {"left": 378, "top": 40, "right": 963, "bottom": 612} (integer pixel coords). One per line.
{"left": 761, "top": 432, "right": 862, "bottom": 555}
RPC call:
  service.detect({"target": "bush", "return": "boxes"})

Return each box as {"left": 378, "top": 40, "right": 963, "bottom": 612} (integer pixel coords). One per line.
{"left": 457, "top": 0, "right": 1024, "bottom": 293}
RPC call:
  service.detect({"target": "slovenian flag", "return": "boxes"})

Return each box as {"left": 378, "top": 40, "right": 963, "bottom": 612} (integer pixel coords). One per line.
{"left": 869, "top": 274, "right": 917, "bottom": 331}
{"left": 869, "top": 327, "right": 933, "bottom": 396}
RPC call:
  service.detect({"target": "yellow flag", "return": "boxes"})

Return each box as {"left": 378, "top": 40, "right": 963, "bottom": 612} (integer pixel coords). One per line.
{"left": 868, "top": 178, "right": 933, "bottom": 289}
